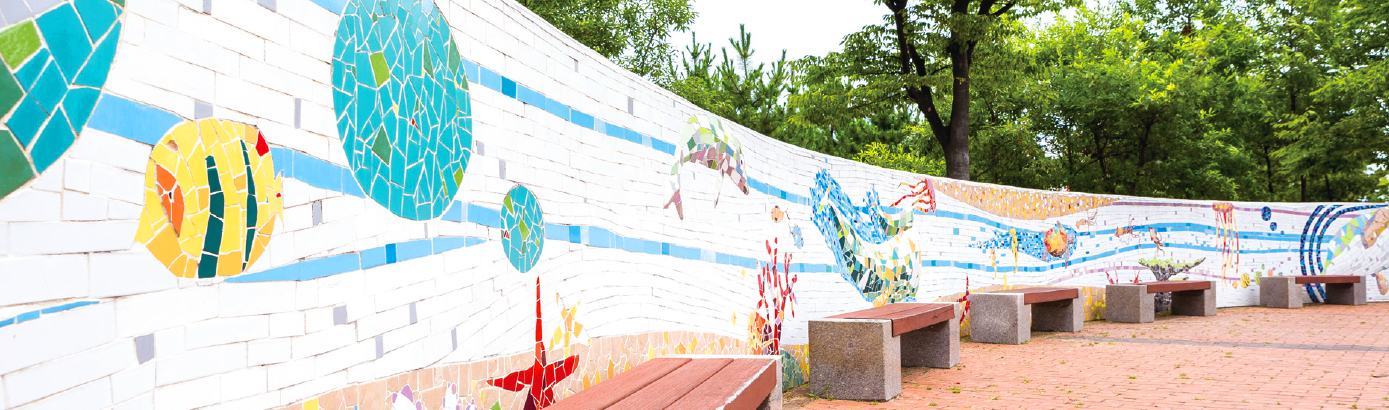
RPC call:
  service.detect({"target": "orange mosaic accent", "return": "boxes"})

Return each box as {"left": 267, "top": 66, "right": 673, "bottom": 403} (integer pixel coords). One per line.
{"left": 931, "top": 179, "right": 1119, "bottom": 220}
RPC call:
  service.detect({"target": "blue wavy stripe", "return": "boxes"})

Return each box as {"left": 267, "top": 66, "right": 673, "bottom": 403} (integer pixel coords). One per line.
{"left": 0, "top": 301, "right": 101, "bottom": 329}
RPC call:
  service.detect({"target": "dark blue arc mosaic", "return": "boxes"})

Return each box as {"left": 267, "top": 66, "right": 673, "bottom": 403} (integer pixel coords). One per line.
{"left": 332, "top": 0, "right": 471, "bottom": 221}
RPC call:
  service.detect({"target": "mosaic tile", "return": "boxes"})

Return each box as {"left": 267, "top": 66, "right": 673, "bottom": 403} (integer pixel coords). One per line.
{"left": 0, "top": 0, "right": 122, "bottom": 200}
{"left": 500, "top": 185, "right": 544, "bottom": 274}
{"left": 663, "top": 115, "right": 749, "bottom": 219}
{"left": 331, "top": 0, "right": 472, "bottom": 221}
{"left": 748, "top": 238, "right": 796, "bottom": 356}
{"left": 812, "top": 169, "right": 920, "bottom": 305}
{"left": 931, "top": 178, "right": 1121, "bottom": 220}
{"left": 133, "top": 119, "right": 283, "bottom": 279}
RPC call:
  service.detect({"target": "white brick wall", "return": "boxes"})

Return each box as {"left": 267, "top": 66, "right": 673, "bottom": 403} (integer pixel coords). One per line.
{"left": 1, "top": 340, "right": 135, "bottom": 407}
{"left": 0, "top": 0, "right": 1384, "bottom": 407}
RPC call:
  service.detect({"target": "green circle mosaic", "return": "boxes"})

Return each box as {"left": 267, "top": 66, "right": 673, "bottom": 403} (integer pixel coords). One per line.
{"left": 0, "top": 0, "right": 124, "bottom": 200}
{"left": 331, "top": 0, "right": 472, "bottom": 220}
{"left": 500, "top": 185, "right": 544, "bottom": 273}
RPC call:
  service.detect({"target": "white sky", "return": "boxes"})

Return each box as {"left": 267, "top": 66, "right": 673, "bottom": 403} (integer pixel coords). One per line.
{"left": 671, "top": 0, "right": 1085, "bottom": 67}
{"left": 673, "top": 0, "right": 889, "bottom": 65}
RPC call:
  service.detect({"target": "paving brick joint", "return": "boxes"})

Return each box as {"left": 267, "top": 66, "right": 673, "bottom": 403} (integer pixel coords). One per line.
{"left": 793, "top": 303, "right": 1389, "bottom": 409}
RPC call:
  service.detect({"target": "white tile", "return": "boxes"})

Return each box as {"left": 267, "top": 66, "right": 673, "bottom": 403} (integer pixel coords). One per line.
{"left": 114, "top": 287, "right": 218, "bottom": 338}
{"left": 0, "top": 300, "right": 114, "bottom": 375}
{"left": 217, "top": 367, "right": 266, "bottom": 402}
{"left": 212, "top": 0, "right": 289, "bottom": 41}
{"left": 151, "top": 327, "right": 186, "bottom": 359}
{"left": 155, "top": 343, "right": 246, "bottom": 386}
{"left": 311, "top": 338, "right": 371, "bottom": 377}
{"left": 87, "top": 163, "right": 145, "bottom": 204}
{"left": 151, "top": 376, "right": 219, "bottom": 410}
{"left": 111, "top": 363, "right": 156, "bottom": 404}
{"left": 27, "top": 160, "right": 62, "bottom": 192}
{"left": 10, "top": 378, "right": 111, "bottom": 410}
{"left": 265, "top": 358, "right": 313, "bottom": 391}
{"left": 184, "top": 316, "right": 269, "bottom": 349}
{"left": 1, "top": 340, "right": 136, "bottom": 407}
{"left": 0, "top": 223, "right": 8, "bottom": 255}
{"left": 289, "top": 325, "right": 354, "bottom": 359}
{"left": 198, "top": 391, "right": 280, "bottom": 410}
{"left": 65, "top": 129, "right": 154, "bottom": 173}
{"left": 124, "top": 0, "right": 180, "bottom": 27}
{"left": 219, "top": 281, "right": 297, "bottom": 317}
{"left": 0, "top": 255, "right": 88, "bottom": 306}
{"left": 353, "top": 304, "right": 410, "bottom": 342}
{"left": 112, "top": 393, "right": 153, "bottom": 410}
{"left": 88, "top": 252, "right": 178, "bottom": 299}
{"left": 0, "top": 190, "right": 61, "bottom": 222}
{"left": 213, "top": 74, "right": 295, "bottom": 126}
{"left": 170, "top": 12, "right": 250, "bottom": 61}
{"left": 267, "top": 311, "right": 305, "bottom": 338}
{"left": 60, "top": 191, "right": 108, "bottom": 221}
{"left": 111, "top": 45, "right": 216, "bottom": 103}
{"left": 246, "top": 338, "right": 291, "bottom": 366}
{"left": 8, "top": 221, "right": 138, "bottom": 255}
{"left": 63, "top": 160, "right": 92, "bottom": 193}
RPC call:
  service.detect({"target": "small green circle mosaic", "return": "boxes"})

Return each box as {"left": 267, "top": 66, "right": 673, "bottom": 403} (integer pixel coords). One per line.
{"left": 500, "top": 185, "right": 544, "bottom": 273}
{"left": 331, "top": 0, "right": 472, "bottom": 220}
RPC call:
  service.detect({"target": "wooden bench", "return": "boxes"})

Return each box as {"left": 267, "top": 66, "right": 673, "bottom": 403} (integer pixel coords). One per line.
{"left": 1260, "top": 275, "right": 1366, "bottom": 308}
{"left": 548, "top": 355, "right": 780, "bottom": 410}
{"left": 1106, "top": 280, "right": 1216, "bottom": 323}
{"left": 970, "top": 287, "right": 1083, "bottom": 344}
{"left": 808, "top": 303, "right": 959, "bottom": 401}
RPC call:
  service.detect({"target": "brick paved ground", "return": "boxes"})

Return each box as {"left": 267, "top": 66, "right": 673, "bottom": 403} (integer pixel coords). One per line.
{"left": 792, "top": 303, "right": 1389, "bottom": 409}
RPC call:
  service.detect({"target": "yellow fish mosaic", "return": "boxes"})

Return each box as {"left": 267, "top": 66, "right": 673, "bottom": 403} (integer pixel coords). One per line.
{"left": 135, "top": 120, "right": 283, "bottom": 279}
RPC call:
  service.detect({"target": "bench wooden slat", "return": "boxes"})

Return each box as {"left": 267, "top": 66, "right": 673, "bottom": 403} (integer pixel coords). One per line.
{"left": 1295, "top": 275, "right": 1361, "bottom": 284}
{"left": 883, "top": 304, "right": 954, "bottom": 336}
{"left": 1139, "top": 281, "right": 1211, "bottom": 293}
{"left": 608, "top": 358, "right": 732, "bottom": 410}
{"left": 666, "top": 358, "right": 776, "bottom": 410}
{"left": 546, "top": 358, "right": 691, "bottom": 410}
{"left": 826, "top": 303, "right": 955, "bottom": 337}
{"left": 990, "top": 287, "right": 1079, "bottom": 304}
{"left": 825, "top": 303, "right": 917, "bottom": 320}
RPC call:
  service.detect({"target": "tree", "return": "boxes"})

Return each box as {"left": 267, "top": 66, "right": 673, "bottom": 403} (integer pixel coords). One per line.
{"left": 808, "top": 0, "right": 1074, "bottom": 181}
{"left": 517, "top": 0, "right": 696, "bottom": 79}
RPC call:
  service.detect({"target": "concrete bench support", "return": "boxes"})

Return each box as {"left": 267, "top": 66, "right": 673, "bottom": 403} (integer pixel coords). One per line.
{"left": 1106, "top": 281, "right": 1216, "bottom": 323}
{"left": 1261, "top": 275, "right": 1366, "bottom": 309}
{"left": 809, "top": 303, "right": 958, "bottom": 401}
{"left": 970, "top": 288, "right": 1082, "bottom": 345}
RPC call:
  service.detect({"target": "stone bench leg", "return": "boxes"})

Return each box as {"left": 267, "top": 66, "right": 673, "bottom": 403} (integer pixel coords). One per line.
{"left": 1324, "top": 281, "right": 1366, "bottom": 306}
{"left": 1171, "top": 282, "right": 1217, "bottom": 316}
{"left": 902, "top": 313, "right": 960, "bottom": 369}
{"left": 969, "top": 293, "right": 1029, "bottom": 344}
{"left": 1105, "top": 284, "right": 1153, "bottom": 323}
{"left": 1032, "top": 298, "right": 1083, "bottom": 332}
{"left": 808, "top": 319, "right": 900, "bottom": 401}
{"left": 1260, "top": 276, "right": 1301, "bottom": 309}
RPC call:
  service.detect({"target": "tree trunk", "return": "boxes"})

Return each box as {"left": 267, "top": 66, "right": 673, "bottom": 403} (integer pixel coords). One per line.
{"left": 945, "top": 31, "right": 972, "bottom": 180}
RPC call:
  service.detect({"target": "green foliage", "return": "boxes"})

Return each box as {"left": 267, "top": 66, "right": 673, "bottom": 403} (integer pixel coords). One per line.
{"left": 853, "top": 142, "right": 946, "bottom": 176}
{"left": 517, "top": 0, "right": 696, "bottom": 78}
{"left": 525, "top": 0, "right": 1389, "bottom": 202}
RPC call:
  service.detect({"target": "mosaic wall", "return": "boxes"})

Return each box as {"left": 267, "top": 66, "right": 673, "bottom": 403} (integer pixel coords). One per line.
{"left": 0, "top": 0, "right": 123, "bottom": 199}
{"left": 0, "top": 0, "right": 1387, "bottom": 409}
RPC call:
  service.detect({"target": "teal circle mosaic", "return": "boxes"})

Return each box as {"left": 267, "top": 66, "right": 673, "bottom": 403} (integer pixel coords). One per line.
{"left": 500, "top": 185, "right": 544, "bottom": 273}
{"left": 331, "top": 0, "right": 472, "bottom": 220}
{"left": 0, "top": 0, "right": 124, "bottom": 200}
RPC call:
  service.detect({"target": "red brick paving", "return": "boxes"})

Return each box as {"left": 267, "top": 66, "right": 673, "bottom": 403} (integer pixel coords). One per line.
{"left": 796, "top": 304, "right": 1389, "bottom": 409}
